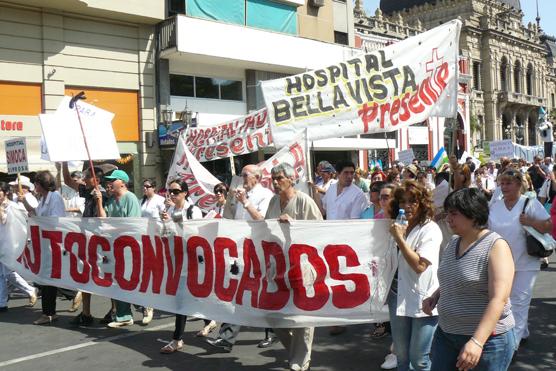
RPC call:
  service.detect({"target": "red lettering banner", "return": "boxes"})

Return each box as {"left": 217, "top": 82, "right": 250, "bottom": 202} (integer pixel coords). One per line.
{"left": 1, "top": 210, "right": 396, "bottom": 327}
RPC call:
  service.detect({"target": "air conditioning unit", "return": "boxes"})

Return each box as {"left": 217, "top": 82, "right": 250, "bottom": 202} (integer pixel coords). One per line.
{"left": 310, "top": 0, "right": 325, "bottom": 8}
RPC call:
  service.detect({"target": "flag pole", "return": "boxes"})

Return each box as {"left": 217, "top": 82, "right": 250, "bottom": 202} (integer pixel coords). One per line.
{"left": 305, "top": 128, "right": 313, "bottom": 184}
{"left": 69, "top": 92, "right": 99, "bottom": 191}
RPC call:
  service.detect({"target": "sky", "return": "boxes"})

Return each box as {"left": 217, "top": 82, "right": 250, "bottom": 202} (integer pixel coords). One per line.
{"left": 362, "top": 0, "right": 556, "bottom": 37}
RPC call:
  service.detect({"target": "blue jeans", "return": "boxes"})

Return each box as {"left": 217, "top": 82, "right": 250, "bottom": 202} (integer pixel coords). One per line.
{"left": 388, "top": 292, "right": 438, "bottom": 371}
{"left": 431, "top": 327, "right": 516, "bottom": 371}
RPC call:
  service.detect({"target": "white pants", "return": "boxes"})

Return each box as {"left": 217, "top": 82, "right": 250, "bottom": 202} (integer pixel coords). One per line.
{"left": 511, "top": 270, "right": 538, "bottom": 345}
{"left": 0, "top": 263, "right": 35, "bottom": 307}
{"left": 273, "top": 327, "right": 314, "bottom": 371}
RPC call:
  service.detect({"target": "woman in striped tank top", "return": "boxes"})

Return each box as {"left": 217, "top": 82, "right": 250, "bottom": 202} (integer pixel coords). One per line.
{"left": 423, "top": 188, "right": 516, "bottom": 371}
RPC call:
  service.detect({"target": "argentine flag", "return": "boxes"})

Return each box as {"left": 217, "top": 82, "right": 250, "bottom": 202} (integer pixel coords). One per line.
{"left": 431, "top": 147, "right": 449, "bottom": 171}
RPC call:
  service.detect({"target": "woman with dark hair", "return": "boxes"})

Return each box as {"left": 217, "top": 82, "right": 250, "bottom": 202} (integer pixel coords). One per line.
{"left": 488, "top": 169, "right": 551, "bottom": 348}
{"left": 160, "top": 180, "right": 215, "bottom": 353}
{"left": 423, "top": 188, "right": 515, "bottom": 370}
{"left": 141, "top": 179, "right": 165, "bottom": 220}
{"left": 212, "top": 182, "right": 229, "bottom": 217}
{"left": 361, "top": 181, "right": 386, "bottom": 219}
{"left": 18, "top": 171, "right": 66, "bottom": 324}
{"left": 386, "top": 169, "right": 401, "bottom": 186}
{"left": 387, "top": 180, "right": 442, "bottom": 371}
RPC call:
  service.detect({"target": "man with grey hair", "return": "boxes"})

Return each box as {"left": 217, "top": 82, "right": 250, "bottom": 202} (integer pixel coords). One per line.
{"left": 259, "top": 163, "right": 322, "bottom": 371}
{"left": 207, "top": 163, "right": 275, "bottom": 351}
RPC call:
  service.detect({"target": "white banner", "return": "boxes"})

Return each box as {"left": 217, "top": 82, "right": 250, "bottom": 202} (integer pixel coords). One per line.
{"left": 167, "top": 134, "right": 221, "bottom": 212}
{"left": 5, "top": 137, "right": 28, "bottom": 174}
{"left": 261, "top": 20, "right": 461, "bottom": 147}
{"left": 0, "top": 210, "right": 395, "bottom": 327}
{"left": 39, "top": 96, "right": 120, "bottom": 161}
{"left": 489, "top": 139, "right": 514, "bottom": 160}
{"left": 397, "top": 149, "right": 415, "bottom": 166}
{"left": 187, "top": 109, "right": 272, "bottom": 162}
{"left": 259, "top": 132, "right": 309, "bottom": 193}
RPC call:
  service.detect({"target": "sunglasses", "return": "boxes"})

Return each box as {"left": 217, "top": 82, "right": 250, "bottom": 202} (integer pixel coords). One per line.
{"left": 169, "top": 189, "right": 183, "bottom": 195}
{"left": 214, "top": 190, "right": 226, "bottom": 195}
{"left": 143, "top": 184, "right": 153, "bottom": 188}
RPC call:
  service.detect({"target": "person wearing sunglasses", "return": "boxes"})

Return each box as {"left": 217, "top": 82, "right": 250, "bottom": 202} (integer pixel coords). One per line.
{"left": 488, "top": 169, "right": 551, "bottom": 350}
{"left": 161, "top": 180, "right": 202, "bottom": 222}
{"left": 140, "top": 179, "right": 165, "bottom": 221}
{"left": 211, "top": 183, "right": 229, "bottom": 218}
{"left": 361, "top": 181, "right": 386, "bottom": 219}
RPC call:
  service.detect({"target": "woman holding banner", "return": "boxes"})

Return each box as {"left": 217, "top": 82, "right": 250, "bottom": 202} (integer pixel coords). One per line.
{"left": 18, "top": 171, "right": 66, "bottom": 325}
{"left": 160, "top": 180, "right": 216, "bottom": 353}
{"left": 388, "top": 180, "right": 442, "bottom": 371}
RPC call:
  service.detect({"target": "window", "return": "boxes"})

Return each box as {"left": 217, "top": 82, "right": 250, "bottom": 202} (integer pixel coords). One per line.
{"left": 170, "top": 74, "right": 243, "bottom": 101}
{"left": 472, "top": 61, "right": 481, "bottom": 90}
{"left": 514, "top": 61, "right": 521, "bottom": 93}
{"left": 168, "top": 0, "right": 185, "bottom": 16}
{"left": 526, "top": 63, "right": 533, "bottom": 95}
{"left": 334, "top": 31, "right": 349, "bottom": 45}
{"left": 552, "top": 93, "right": 555, "bottom": 108}
{"left": 195, "top": 77, "right": 219, "bottom": 99}
{"left": 170, "top": 75, "right": 194, "bottom": 96}
{"left": 500, "top": 57, "right": 508, "bottom": 91}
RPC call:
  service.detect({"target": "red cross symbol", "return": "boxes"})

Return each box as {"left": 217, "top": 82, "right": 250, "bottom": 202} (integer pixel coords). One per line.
{"left": 425, "top": 48, "right": 444, "bottom": 74}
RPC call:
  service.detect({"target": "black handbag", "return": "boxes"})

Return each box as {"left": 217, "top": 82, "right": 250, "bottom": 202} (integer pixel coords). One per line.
{"left": 522, "top": 198, "right": 554, "bottom": 258}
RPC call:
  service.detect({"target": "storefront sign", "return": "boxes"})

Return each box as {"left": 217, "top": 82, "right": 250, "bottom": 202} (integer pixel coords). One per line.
{"left": 0, "top": 116, "right": 43, "bottom": 138}
{"left": 158, "top": 121, "right": 187, "bottom": 147}
{"left": 5, "top": 137, "right": 28, "bottom": 174}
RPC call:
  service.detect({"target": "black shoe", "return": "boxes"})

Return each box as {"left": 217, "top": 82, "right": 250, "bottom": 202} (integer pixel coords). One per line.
{"left": 520, "top": 337, "right": 528, "bottom": 346}
{"left": 541, "top": 261, "right": 549, "bottom": 269}
{"left": 0, "top": 307, "right": 7, "bottom": 312}
{"left": 205, "top": 337, "right": 233, "bottom": 352}
{"left": 99, "top": 310, "right": 114, "bottom": 324}
{"left": 257, "top": 336, "right": 278, "bottom": 348}
{"left": 70, "top": 313, "right": 94, "bottom": 326}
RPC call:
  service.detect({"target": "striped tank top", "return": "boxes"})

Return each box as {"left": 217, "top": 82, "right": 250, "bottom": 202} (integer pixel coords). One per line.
{"left": 437, "top": 231, "right": 514, "bottom": 335}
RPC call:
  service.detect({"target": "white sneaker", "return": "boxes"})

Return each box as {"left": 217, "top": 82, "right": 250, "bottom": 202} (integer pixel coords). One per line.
{"left": 142, "top": 308, "right": 154, "bottom": 325}
{"left": 380, "top": 353, "right": 397, "bottom": 370}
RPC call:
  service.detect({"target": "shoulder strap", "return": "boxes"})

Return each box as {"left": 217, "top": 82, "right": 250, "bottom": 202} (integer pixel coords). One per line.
{"left": 522, "top": 196, "right": 530, "bottom": 214}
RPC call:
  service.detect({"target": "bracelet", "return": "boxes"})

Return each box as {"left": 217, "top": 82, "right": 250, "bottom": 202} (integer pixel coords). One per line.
{"left": 470, "top": 337, "right": 483, "bottom": 349}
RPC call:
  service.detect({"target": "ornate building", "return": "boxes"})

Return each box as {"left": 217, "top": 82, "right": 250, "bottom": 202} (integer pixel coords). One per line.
{"left": 355, "top": 0, "right": 556, "bottom": 152}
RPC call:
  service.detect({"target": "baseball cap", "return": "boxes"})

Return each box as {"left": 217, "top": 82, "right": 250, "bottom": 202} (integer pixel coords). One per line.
{"left": 104, "top": 169, "right": 130, "bottom": 183}
{"left": 321, "top": 164, "right": 336, "bottom": 173}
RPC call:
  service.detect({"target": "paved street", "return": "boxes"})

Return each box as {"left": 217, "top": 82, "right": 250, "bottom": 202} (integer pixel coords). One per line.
{"left": 1, "top": 258, "right": 555, "bottom": 371}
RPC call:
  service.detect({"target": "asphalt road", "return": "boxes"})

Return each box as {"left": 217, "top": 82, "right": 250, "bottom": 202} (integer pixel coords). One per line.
{"left": 1, "top": 258, "right": 555, "bottom": 371}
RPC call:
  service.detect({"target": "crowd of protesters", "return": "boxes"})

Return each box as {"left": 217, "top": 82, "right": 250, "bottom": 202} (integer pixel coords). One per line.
{"left": 1, "top": 152, "right": 555, "bottom": 371}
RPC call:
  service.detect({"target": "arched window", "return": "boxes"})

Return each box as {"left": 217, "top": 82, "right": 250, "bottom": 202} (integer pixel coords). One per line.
{"left": 514, "top": 60, "right": 521, "bottom": 93}
{"left": 526, "top": 63, "right": 534, "bottom": 95}
{"left": 500, "top": 57, "right": 508, "bottom": 91}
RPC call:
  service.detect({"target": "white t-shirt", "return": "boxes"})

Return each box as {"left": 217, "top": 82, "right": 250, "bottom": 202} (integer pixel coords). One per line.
{"left": 141, "top": 194, "right": 166, "bottom": 220}
{"left": 395, "top": 220, "right": 442, "bottom": 317}
{"left": 36, "top": 191, "right": 66, "bottom": 217}
{"left": 322, "top": 182, "right": 368, "bottom": 220}
{"left": 233, "top": 183, "right": 274, "bottom": 221}
{"left": 167, "top": 199, "right": 203, "bottom": 221}
{"left": 489, "top": 196, "right": 550, "bottom": 271}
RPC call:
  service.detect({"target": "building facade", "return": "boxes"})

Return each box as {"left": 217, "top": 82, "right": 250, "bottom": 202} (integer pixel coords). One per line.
{"left": 157, "top": 0, "right": 403, "bottom": 176}
{"left": 359, "top": 0, "right": 556, "bottom": 155}
{"left": 0, "top": 1, "right": 164, "bottom": 193}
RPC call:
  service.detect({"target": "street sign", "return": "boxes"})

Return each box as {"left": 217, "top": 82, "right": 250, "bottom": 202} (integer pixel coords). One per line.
{"left": 5, "top": 137, "right": 28, "bottom": 174}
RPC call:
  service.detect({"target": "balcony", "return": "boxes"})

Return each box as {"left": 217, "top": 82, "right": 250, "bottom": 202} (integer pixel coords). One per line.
{"left": 158, "top": 15, "right": 360, "bottom": 74}
{"left": 498, "top": 91, "right": 546, "bottom": 107}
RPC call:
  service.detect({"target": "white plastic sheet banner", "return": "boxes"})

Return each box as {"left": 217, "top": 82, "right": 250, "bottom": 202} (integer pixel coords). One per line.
{"left": 0, "top": 211, "right": 396, "bottom": 327}
{"left": 167, "top": 134, "right": 221, "bottom": 211}
{"left": 259, "top": 132, "right": 310, "bottom": 193}
{"left": 261, "top": 20, "right": 462, "bottom": 147}
{"left": 39, "top": 97, "right": 120, "bottom": 161}
{"left": 187, "top": 109, "right": 272, "bottom": 162}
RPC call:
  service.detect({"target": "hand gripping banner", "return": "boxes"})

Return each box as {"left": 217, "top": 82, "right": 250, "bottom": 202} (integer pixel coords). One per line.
{"left": 261, "top": 20, "right": 462, "bottom": 147}
{"left": 1, "top": 210, "right": 397, "bottom": 328}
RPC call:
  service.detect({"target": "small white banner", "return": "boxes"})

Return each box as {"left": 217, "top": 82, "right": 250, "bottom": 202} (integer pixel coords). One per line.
{"left": 39, "top": 97, "right": 120, "bottom": 161}
{"left": 397, "top": 149, "right": 415, "bottom": 166}
{"left": 5, "top": 137, "right": 28, "bottom": 174}
{"left": 489, "top": 140, "right": 514, "bottom": 160}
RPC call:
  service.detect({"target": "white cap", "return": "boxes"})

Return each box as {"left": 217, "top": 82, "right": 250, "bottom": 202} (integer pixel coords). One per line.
{"left": 9, "top": 175, "right": 35, "bottom": 191}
